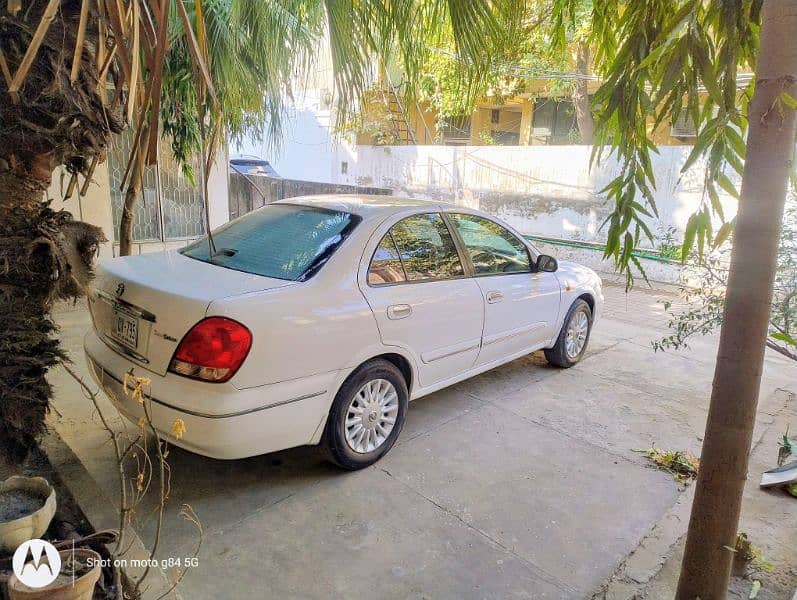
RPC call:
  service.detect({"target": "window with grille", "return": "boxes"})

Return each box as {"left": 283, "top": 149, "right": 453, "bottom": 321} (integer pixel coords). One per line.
{"left": 107, "top": 129, "right": 207, "bottom": 243}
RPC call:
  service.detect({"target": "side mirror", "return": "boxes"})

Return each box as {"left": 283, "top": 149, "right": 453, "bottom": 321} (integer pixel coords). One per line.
{"left": 534, "top": 254, "right": 558, "bottom": 273}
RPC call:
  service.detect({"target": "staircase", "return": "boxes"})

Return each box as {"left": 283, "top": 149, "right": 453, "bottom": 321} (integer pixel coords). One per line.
{"left": 379, "top": 73, "right": 417, "bottom": 145}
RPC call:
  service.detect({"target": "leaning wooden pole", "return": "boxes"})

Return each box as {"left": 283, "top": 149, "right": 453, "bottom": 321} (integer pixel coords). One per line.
{"left": 676, "top": 1, "right": 797, "bottom": 598}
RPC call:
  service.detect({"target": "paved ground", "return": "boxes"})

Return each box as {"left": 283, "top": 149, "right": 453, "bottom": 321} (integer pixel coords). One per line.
{"left": 48, "top": 281, "right": 797, "bottom": 599}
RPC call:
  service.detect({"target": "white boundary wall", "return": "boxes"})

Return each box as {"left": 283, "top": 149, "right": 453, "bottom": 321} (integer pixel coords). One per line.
{"left": 334, "top": 145, "right": 740, "bottom": 249}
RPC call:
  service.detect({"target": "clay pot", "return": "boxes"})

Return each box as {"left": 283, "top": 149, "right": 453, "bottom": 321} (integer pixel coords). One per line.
{"left": 0, "top": 477, "right": 56, "bottom": 552}
{"left": 7, "top": 548, "right": 102, "bottom": 600}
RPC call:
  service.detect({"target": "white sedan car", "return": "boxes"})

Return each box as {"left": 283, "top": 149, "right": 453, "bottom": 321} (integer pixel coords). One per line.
{"left": 85, "top": 196, "right": 603, "bottom": 469}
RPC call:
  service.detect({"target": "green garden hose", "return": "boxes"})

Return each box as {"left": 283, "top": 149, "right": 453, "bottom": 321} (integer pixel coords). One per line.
{"left": 523, "top": 235, "right": 679, "bottom": 264}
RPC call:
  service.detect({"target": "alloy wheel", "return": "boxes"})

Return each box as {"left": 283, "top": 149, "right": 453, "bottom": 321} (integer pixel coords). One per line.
{"left": 565, "top": 309, "right": 589, "bottom": 359}
{"left": 344, "top": 379, "right": 399, "bottom": 454}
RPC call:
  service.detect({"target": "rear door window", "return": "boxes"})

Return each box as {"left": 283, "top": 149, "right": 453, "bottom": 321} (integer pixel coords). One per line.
{"left": 182, "top": 204, "right": 359, "bottom": 280}
{"left": 387, "top": 213, "right": 464, "bottom": 281}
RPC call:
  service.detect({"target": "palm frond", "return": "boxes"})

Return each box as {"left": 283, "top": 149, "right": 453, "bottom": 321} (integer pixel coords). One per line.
{"left": 0, "top": 0, "right": 523, "bottom": 194}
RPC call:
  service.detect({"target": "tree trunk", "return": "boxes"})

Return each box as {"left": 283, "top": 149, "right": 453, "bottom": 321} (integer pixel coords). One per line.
{"left": 0, "top": 171, "right": 54, "bottom": 460}
{"left": 572, "top": 42, "right": 594, "bottom": 145}
{"left": 0, "top": 1, "right": 121, "bottom": 463}
{"left": 0, "top": 167, "right": 104, "bottom": 460}
{"left": 119, "top": 182, "right": 139, "bottom": 257}
{"left": 119, "top": 126, "right": 149, "bottom": 257}
{"left": 676, "top": 2, "right": 797, "bottom": 598}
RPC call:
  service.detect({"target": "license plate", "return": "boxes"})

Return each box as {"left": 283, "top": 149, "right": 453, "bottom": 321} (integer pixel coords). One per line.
{"left": 112, "top": 308, "right": 139, "bottom": 350}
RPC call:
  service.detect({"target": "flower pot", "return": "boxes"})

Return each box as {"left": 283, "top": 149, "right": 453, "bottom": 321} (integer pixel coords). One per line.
{"left": 7, "top": 548, "right": 102, "bottom": 600}
{"left": 0, "top": 477, "right": 56, "bottom": 552}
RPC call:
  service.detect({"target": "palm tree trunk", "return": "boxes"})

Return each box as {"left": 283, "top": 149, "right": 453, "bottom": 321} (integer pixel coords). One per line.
{"left": 0, "top": 169, "right": 56, "bottom": 460}
{"left": 0, "top": 155, "right": 105, "bottom": 461}
{"left": 573, "top": 42, "right": 594, "bottom": 145}
{"left": 1, "top": 176, "right": 73, "bottom": 462}
{"left": 676, "top": 2, "right": 797, "bottom": 598}
{"left": 0, "top": 1, "right": 119, "bottom": 463}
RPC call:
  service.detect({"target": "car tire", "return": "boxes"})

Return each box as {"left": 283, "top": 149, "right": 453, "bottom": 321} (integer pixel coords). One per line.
{"left": 544, "top": 299, "right": 593, "bottom": 368}
{"left": 323, "top": 359, "right": 408, "bottom": 470}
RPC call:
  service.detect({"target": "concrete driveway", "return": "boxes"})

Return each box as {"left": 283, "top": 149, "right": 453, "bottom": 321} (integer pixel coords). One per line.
{"left": 48, "top": 281, "right": 797, "bottom": 599}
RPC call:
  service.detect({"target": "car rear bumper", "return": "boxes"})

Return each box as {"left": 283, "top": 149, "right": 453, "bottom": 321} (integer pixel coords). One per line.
{"left": 84, "top": 330, "right": 339, "bottom": 459}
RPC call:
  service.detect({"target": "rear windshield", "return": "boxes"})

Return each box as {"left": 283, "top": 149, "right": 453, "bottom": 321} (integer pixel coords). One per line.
{"left": 181, "top": 204, "right": 360, "bottom": 281}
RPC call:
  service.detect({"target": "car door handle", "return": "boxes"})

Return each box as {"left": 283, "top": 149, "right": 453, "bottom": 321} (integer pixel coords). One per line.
{"left": 387, "top": 304, "right": 412, "bottom": 320}
{"left": 486, "top": 291, "right": 504, "bottom": 304}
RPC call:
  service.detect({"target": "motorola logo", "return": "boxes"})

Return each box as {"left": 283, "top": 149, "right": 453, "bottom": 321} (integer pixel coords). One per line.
{"left": 12, "top": 539, "right": 61, "bottom": 589}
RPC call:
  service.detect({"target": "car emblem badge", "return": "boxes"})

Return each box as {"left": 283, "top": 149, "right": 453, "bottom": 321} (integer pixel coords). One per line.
{"left": 116, "top": 282, "right": 125, "bottom": 296}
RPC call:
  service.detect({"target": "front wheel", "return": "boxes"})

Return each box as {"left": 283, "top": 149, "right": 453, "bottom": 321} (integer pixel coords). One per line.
{"left": 544, "top": 299, "right": 593, "bottom": 368}
{"left": 323, "top": 359, "right": 408, "bottom": 470}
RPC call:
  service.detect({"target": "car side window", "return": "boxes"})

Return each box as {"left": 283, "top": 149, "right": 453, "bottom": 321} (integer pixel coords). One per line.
{"left": 449, "top": 213, "right": 531, "bottom": 275}
{"left": 386, "top": 213, "right": 465, "bottom": 282}
{"left": 367, "top": 233, "right": 407, "bottom": 285}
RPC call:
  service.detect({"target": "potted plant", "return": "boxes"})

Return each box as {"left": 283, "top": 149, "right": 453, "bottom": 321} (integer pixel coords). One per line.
{"left": 7, "top": 548, "right": 102, "bottom": 600}
{"left": 0, "top": 477, "right": 56, "bottom": 552}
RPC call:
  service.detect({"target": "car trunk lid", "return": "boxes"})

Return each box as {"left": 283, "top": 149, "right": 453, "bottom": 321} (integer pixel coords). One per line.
{"left": 89, "top": 251, "right": 293, "bottom": 376}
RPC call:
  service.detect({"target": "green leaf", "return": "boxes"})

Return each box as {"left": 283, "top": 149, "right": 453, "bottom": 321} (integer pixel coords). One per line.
{"left": 725, "top": 126, "right": 747, "bottom": 159}
{"left": 692, "top": 41, "right": 724, "bottom": 107}
{"left": 713, "top": 220, "right": 735, "bottom": 248}
{"left": 725, "top": 146, "right": 745, "bottom": 176}
{"left": 697, "top": 218, "right": 707, "bottom": 259}
{"left": 636, "top": 217, "right": 655, "bottom": 243}
{"left": 630, "top": 200, "right": 653, "bottom": 218}
{"left": 780, "top": 91, "right": 797, "bottom": 109}
{"left": 771, "top": 331, "right": 797, "bottom": 347}
{"left": 630, "top": 254, "right": 650, "bottom": 286}
{"left": 682, "top": 123, "right": 718, "bottom": 173}
{"left": 707, "top": 184, "right": 726, "bottom": 221}
{"left": 717, "top": 172, "right": 740, "bottom": 199}
{"left": 682, "top": 213, "right": 699, "bottom": 263}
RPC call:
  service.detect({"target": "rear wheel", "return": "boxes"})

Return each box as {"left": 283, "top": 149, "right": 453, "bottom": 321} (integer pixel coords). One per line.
{"left": 323, "top": 359, "right": 408, "bottom": 470}
{"left": 544, "top": 299, "right": 593, "bottom": 368}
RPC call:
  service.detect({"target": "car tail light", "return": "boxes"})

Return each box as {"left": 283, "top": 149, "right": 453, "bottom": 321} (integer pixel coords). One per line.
{"left": 169, "top": 317, "right": 252, "bottom": 383}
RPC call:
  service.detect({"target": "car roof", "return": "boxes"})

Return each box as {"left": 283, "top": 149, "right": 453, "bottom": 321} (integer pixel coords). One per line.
{"left": 230, "top": 155, "right": 269, "bottom": 163}
{"left": 275, "top": 194, "right": 450, "bottom": 221}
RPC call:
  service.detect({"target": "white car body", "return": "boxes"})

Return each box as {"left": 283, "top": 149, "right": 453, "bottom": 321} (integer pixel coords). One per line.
{"left": 84, "top": 195, "right": 603, "bottom": 460}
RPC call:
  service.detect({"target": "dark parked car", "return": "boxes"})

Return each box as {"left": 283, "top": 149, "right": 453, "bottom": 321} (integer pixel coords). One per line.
{"left": 229, "top": 156, "right": 280, "bottom": 177}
